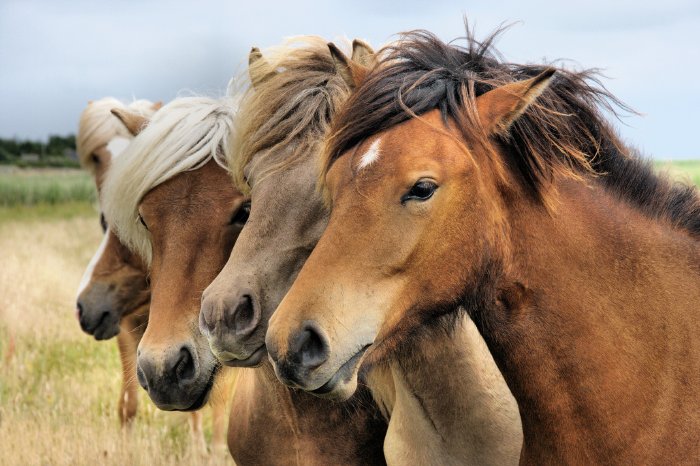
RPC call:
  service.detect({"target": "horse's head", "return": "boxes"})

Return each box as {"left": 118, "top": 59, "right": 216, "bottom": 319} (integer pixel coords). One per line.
{"left": 265, "top": 37, "right": 556, "bottom": 400}
{"left": 199, "top": 38, "right": 375, "bottom": 368}
{"left": 75, "top": 98, "right": 161, "bottom": 339}
{"left": 104, "top": 98, "right": 247, "bottom": 411}
{"left": 77, "top": 98, "right": 161, "bottom": 189}
{"left": 76, "top": 222, "right": 149, "bottom": 340}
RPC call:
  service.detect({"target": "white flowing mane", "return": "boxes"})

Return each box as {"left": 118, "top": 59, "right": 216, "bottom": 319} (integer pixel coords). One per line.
{"left": 101, "top": 96, "right": 237, "bottom": 265}
{"left": 77, "top": 97, "right": 158, "bottom": 171}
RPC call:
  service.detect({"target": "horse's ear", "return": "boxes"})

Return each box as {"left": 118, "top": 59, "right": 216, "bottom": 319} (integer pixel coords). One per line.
{"left": 248, "top": 47, "right": 277, "bottom": 88}
{"left": 351, "top": 39, "right": 375, "bottom": 67}
{"left": 476, "top": 68, "right": 556, "bottom": 135}
{"left": 328, "top": 42, "right": 370, "bottom": 90}
{"left": 152, "top": 101, "right": 163, "bottom": 111}
{"left": 111, "top": 108, "right": 149, "bottom": 136}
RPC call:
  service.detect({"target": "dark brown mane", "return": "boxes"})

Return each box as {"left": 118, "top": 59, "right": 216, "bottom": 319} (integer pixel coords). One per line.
{"left": 324, "top": 25, "right": 700, "bottom": 237}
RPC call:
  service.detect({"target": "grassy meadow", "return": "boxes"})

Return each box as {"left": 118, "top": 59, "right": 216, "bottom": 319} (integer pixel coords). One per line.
{"left": 0, "top": 162, "right": 698, "bottom": 465}
{"left": 0, "top": 167, "right": 95, "bottom": 207}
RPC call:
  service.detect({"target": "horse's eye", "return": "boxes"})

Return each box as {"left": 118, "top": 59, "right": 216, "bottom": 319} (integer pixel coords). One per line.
{"left": 91, "top": 153, "right": 100, "bottom": 164}
{"left": 230, "top": 201, "right": 251, "bottom": 226}
{"left": 138, "top": 213, "right": 149, "bottom": 230}
{"left": 401, "top": 180, "right": 438, "bottom": 204}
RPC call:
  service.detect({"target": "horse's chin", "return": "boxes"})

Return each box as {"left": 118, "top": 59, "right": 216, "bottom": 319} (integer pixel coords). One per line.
{"left": 187, "top": 363, "right": 221, "bottom": 411}
{"left": 150, "top": 364, "right": 219, "bottom": 412}
{"left": 310, "top": 376, "right": 359, "bottom": 401}
{"left": 215, "top": 344, "right": 266, "bottom": 368}
{"left": 307, "top": 344, "right": 369, "bottom": 401}
{"left": 92, "top": 323, "right": 120, "bottom": 341}
{"left": 83, "top": 312, "right": 121, "bottom": 340}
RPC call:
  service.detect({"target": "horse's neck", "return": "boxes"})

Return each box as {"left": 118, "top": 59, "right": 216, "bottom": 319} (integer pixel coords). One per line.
{"left": 228, "top": 362, "right": 387, "bottom": 466}
{"left": 369, "top": 316, "right": 522, "bottom": 466}
{"left": 484, "top": 179, "right": 700, "bottom": 464}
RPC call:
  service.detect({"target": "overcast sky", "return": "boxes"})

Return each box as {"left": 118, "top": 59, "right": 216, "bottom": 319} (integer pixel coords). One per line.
{"left": 1, "top": 0, "right": 698, "bottom": 159}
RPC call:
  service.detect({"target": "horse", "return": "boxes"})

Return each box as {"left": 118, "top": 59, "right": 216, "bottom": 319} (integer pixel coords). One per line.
{"left": 76, "top": 98, "right": 231, "bottom": 452}
{"left": 265, "top": 26, "right": 700, "bottom": 465}
{"left": 199, "top": 37, "right": 519, "bottom": 465}
{"left": 76, "top": 97, "right": 157, "bottom": 425}
{"left": 103, "top": 90, "right": 387, "bottom": 465}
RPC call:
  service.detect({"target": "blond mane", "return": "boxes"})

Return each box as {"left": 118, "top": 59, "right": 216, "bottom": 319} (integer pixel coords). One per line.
{"left": 230, "top": 36, "right": 353, "bottom": 193}
{"left": 101, "top": 96, "right": 237, "bottom": 265}
{"left": 77, "top": 97, "right": 158, "bottom": 172}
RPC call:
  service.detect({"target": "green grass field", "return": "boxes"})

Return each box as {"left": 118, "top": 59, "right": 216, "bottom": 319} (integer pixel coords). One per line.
{"left": 0, "top": 167, "right": 95, "bottom": 207}
{"left": 655, "top": 160, "right": 700, "bottom": 187}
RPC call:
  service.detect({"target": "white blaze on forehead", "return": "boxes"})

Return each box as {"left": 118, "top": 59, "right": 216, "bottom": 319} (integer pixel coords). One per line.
{"left": 76, "top": 230, "right": 110, "bottom": 299}
{"left": 357, "top": 138, "right": 382, "bottom": 171}
{"left": 106, "top": 136, "right": 131, "bottom": 159}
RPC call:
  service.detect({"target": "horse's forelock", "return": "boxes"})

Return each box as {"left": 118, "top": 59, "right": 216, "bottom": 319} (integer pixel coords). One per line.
{"left": 230, "top": 36, "right": 355, "bottom": 195}
{"left": 101, "top": 96, "right": 237, "bottom": 265}
{"left": 77, "top": 97, "right": 158, "bottom": 171}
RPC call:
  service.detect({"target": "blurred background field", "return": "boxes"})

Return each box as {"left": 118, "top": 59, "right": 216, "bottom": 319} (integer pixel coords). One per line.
{"left": 0, "top": 167, "right": 95, "bottom": 207}
{"left": 0, "top": 161, "right": 697, "bottom": 465}
{"left": 655, "top": 160, "right": 700, "bottom": 187}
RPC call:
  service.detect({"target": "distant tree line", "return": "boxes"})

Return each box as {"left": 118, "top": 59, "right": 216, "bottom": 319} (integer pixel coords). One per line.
{"left": 0, "top": 135, "right": 79, "bottom": 168}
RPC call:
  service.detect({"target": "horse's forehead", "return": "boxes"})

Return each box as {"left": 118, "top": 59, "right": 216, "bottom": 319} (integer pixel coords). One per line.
{"left": 139, "top": 159, "right": 244, "bottom": 222}
{"left": 246, "top": 145, "right": 309, "bottom": 188}
{"left": 356, "top": 138, "right": 382, "bottom": 171}
{"left": 358, "top": 121, "right": 448, "bottom": 171}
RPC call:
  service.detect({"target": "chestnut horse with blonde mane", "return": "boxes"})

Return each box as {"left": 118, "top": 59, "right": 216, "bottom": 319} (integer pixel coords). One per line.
{"left": 76, "top": 98, "right": 231, "bottom": 452}
{"left": 200, "top": 37, "right": 519, "bottom": 465}
{"left": 102, "top": 95, "right": 385, "bottom": 465}
{"left": 266, "top": 27, "right": 700, "bottom": 464}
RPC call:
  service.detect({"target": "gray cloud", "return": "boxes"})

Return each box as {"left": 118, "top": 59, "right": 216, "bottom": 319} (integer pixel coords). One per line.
{"left": 0, "top": 0, "right": 697, "bottom": 158}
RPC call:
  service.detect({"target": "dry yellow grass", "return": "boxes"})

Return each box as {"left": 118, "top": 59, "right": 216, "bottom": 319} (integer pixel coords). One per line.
{"left": 0, "top": 206, "right": 233, "bottom": 465}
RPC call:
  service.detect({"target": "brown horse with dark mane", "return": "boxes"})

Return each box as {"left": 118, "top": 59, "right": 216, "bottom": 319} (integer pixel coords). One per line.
{"left": 266, "top": 26, "right": 700, "bottom": 464}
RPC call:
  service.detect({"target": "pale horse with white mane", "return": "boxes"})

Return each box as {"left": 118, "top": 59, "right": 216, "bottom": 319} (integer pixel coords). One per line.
{"left": 75, "top": 97, "right": 232, "bottom": 453}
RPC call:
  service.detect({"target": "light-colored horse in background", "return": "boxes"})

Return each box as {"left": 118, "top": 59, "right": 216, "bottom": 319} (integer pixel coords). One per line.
{"left": 76, "top": 97, "right": 157, "bottom": 425}
{"left": 76, "top": 98, "right": 231, "bottom": 453}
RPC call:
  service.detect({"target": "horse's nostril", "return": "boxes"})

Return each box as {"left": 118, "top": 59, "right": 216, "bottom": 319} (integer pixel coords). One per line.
{"left": 292, "top": 324, "right": 329, "bottom": 369}
{"left": 136, "top": 364, "right": 148, "bottom": 391}
{"left": 76, "top": 301, "right": 84, "bottom": 319}
{"left": 199, "top": 302, "right": 216, "bottom": 335}
{"left": 175, "top": 346, "right": 196, "bottom": 383}
{"left": 231, "top": 295, "right": 260, "bottom": 336}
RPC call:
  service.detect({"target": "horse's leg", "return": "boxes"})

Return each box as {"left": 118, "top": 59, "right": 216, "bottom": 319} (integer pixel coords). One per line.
{"left": 116, "top": 317, "right": 140, "bottom": 427}
{"left": 188, "top": 410, "right": 207, "bottom": 454}
{"left": 210, "top": 369, "right": 236, "bottom": 454}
